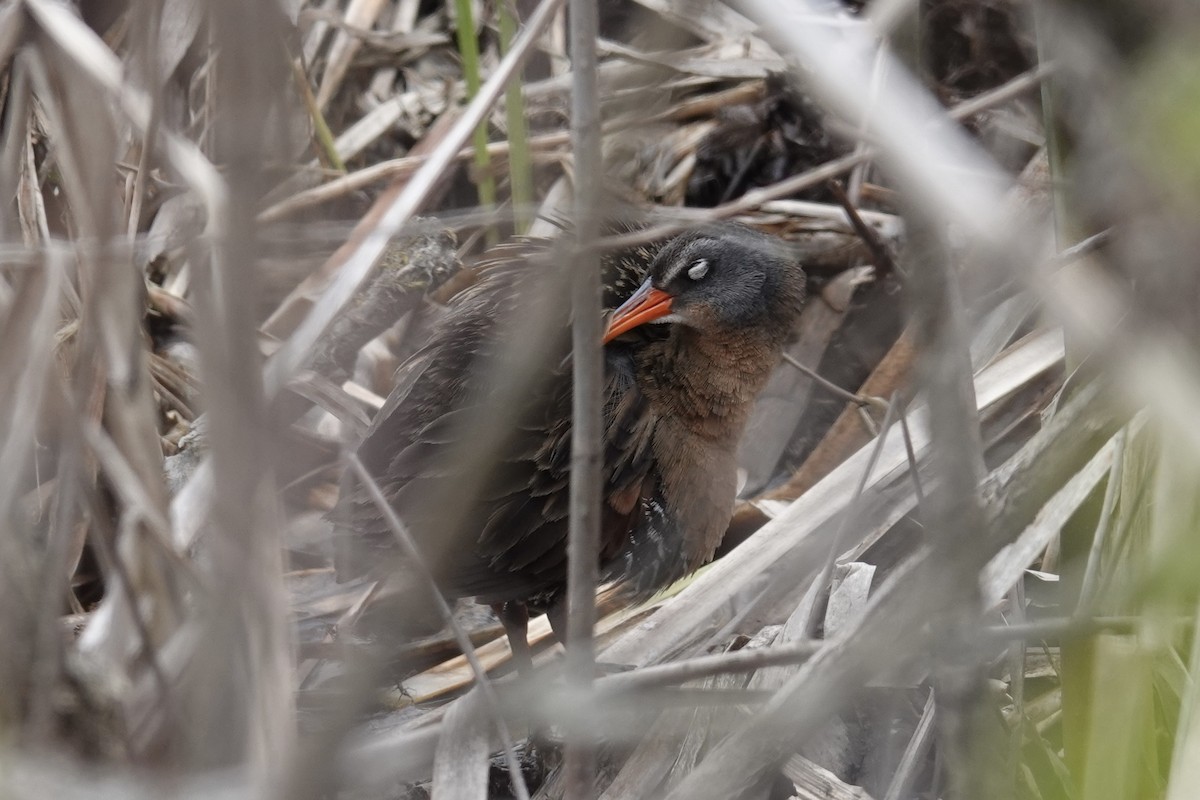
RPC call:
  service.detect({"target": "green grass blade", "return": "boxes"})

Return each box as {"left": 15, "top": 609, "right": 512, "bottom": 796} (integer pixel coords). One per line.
{"left": 453, "top": 0, "right": 497, "bottom": 242}
{"left": 499, "top": 1, "right": 533, "bottom": 233}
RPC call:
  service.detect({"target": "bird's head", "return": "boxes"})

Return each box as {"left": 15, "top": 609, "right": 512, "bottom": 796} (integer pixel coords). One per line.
{"left": 603, "top": 224, "right": 804, "bottom": 343}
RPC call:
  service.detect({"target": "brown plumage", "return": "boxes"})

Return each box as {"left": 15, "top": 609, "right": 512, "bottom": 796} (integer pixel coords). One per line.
{"left": 335, "top": 223, "right": 806, "bottom": 668}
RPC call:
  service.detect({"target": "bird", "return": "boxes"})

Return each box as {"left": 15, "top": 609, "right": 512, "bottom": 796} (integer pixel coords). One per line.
{"left": 334, "top": 222, "right": 806, "bottom": 671}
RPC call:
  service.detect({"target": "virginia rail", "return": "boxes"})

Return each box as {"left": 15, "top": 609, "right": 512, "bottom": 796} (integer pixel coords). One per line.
{"left": 335, "top": 223, "right": 806, "bottom": 670}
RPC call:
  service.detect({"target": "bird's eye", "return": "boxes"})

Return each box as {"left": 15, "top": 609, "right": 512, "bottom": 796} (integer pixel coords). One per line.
{"left": 687, "top": 259, "right": 709, "bottom": 280}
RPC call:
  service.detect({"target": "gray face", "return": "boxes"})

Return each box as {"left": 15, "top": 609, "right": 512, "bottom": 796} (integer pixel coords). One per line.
{"left": 648, "top": 227, "right": 785, "bottom": 331}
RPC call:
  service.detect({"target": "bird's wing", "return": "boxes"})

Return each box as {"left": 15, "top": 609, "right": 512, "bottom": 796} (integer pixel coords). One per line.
{"left": 334, "top": 234, "right": 664, "bottom": 598}
{"left": 332, "top": 258, "right": 517, "bottom": 580}
{"left": 401, "top": 343, "right": 659, "bottom": 602}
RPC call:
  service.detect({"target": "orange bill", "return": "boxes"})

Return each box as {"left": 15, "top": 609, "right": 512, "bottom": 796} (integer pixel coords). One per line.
{"left": 603, "top": 280, "right": 674, "bottom": 343}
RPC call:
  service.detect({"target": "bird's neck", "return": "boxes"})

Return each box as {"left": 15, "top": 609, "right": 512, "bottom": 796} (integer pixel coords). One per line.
{"left": 639, "top": 325, "right": 784, "bottom": 442}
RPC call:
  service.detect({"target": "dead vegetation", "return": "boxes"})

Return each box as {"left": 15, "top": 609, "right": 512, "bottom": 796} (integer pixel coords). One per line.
{"left": 2, "top": 0, "right": 1200, "bottom": 798}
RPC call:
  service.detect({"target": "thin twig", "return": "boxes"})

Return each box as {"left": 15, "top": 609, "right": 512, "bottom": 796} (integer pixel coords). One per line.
{"left": 895, "top": 391, "right": 926, "bottom": 513}
{"left": 598, "top": 640, "right": 822, "bottom": 693}
{"left": 348, "top": 454, "right": 531, "bottom": 800}
{"left": 857, "top": 405, "right": 880, "bottom": 437}
{"left": 826, "top": 178, "right": 901, "bottom": 276}
{"left": 781, "top": 352, "right": 889, "bottom": 413}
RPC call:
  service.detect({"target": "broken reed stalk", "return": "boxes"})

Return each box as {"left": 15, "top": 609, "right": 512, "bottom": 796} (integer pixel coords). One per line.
{"left": 565, "top": 0, "right": 603, "bottom": 795}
